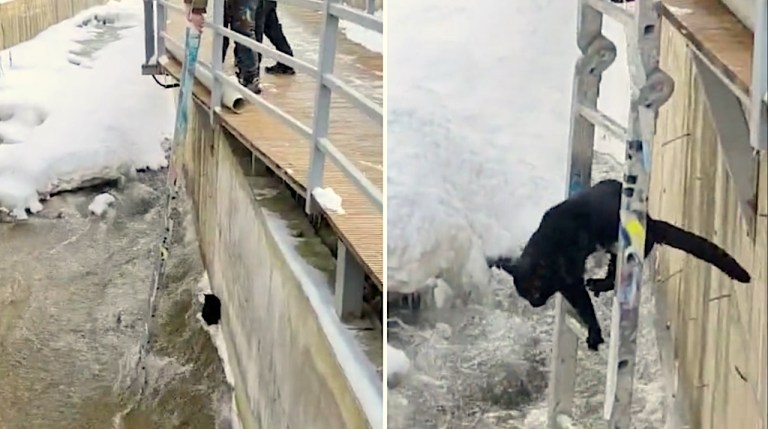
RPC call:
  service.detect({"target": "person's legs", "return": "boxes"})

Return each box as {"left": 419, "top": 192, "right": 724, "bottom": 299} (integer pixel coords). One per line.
{"left": 264, "top": 2, "right": 293, "bottom": 56}
{"left": 230, "top": 0, "right": 260, "bottom": 93}
{"left": 253, "top": 0, "right": 267, "bottom": 72}
{"left": 222, "top": 0, "right": 232, "bottom": 62}
{"left": 264, "top": 1, "right": 295, "bottom": 74}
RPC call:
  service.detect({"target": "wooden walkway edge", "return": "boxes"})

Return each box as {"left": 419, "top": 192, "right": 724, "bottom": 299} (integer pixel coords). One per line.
{"left": 161, "top": 55, "right": 383, "bottom": 289}
{"left": 658, "top": 0, "right": 754, "bottom": 94}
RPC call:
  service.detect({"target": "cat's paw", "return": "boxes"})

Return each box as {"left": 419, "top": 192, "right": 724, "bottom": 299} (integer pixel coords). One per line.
{"left": 586, "top": 278, "right": 613, "bottom": 297}
{"left": 586, "top": 329, "right": 605, "bottom": 351}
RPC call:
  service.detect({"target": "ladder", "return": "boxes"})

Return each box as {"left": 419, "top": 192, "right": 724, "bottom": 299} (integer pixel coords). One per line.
{"left": 548, "top": 0, "right": 675, "bottom": 428}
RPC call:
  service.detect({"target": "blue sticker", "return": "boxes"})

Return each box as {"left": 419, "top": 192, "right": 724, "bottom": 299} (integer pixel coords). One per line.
{"left": 568, "top": 178, "right": 583, "bottom": 196}
{"left": 642, "top": 140, "right": 652, "bottom": 171}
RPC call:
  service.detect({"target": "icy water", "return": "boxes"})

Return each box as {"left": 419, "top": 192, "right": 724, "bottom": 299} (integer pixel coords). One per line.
{"left": 0, "top": 14, "right": 231, "bottom": 429}
{"left": 0, "top": 167, "right": 232, "bottom": 429}
{"left": 388, "top": 152, "right": 666, "bottom": 429}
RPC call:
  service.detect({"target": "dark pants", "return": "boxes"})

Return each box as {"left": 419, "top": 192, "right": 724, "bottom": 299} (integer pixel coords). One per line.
{"left": 222, "top": 0, "right": 259, "bottom": 82}
{"left": 254, "top": 0, "right": 294, "bottom": 67}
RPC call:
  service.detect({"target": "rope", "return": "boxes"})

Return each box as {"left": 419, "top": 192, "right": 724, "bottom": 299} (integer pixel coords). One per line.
{"left": 133, "top": 25, "right": 201, "bottom": 399}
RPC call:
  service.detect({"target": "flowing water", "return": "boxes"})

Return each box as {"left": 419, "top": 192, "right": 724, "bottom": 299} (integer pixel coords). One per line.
{"left": 0, "top": 13, "right": 233, "bottom": 428}
{"left": 0, "top": 166, "right": 233, "bottom": 429}
{"left": 387, "top": 152, "right": 667, "bottom": 429}
{"left": 0, "top": 4, "right": 385, "bottom": 427}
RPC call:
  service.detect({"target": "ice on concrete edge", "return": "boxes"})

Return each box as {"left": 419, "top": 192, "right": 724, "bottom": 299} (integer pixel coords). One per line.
{"left": 339, "top": 9, "right": 383, "bottom": 54}
{"left": 88, "top": 192, "right": 115, "bottom": 216}
{"left": 312, "top": 187, "right": 346, "bottom": 214}
{"left": 263, "top": 209, "right": 382, "bottom": 429}
{"left": 195, "top": 271, "right": 244, "bottom": 429}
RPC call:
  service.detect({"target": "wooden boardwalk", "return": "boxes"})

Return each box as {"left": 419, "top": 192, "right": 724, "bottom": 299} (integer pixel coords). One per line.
{"left": 162, "top": 3, "right": 383, "bottom": 287}
{"left": 659, "top": 0, "right": 754, "bottom": 93}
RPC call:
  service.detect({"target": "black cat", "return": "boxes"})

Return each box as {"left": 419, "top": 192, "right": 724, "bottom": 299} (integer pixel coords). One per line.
{"left": 202, "top": 294, "right": 221, "bottom": 326}
{"left": 489, "top": 179, "right": 751, "bottom": 351}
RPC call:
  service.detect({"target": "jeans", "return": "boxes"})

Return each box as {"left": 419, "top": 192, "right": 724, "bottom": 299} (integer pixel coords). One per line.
{"left": 222, "top": 0, "right": 259, "bottom": 82}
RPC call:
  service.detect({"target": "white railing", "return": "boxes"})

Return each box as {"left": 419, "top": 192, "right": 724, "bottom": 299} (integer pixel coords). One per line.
{"left": 143, "top": 0, "right": 383, "bottom": 213}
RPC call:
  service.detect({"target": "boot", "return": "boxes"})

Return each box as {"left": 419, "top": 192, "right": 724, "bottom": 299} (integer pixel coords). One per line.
{"left": 238, "top": 74, "right": 262, "bottom": 95}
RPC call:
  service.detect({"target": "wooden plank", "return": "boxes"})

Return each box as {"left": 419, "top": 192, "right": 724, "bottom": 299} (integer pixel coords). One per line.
{"left": 0, "top": 0, "right": 104, "bottom": 50}
{"left": 653, "top": 16, "right": 767, "bottom": 429}
{"left": 160, "top": 5, "right": 382, "bottom": 287}
{"left": 658, "top": 0, "right": 754, "bottom": 94}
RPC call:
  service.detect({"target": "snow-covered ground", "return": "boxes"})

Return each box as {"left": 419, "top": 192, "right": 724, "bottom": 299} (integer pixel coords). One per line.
{"left": 339, "top": 9, "right": 383, "bottom": 54}
{"left": 0, "top": 0, "right": 172, "bottom": 218}
{"left": 387, "top": 1, "right": 663, "bottom": 428}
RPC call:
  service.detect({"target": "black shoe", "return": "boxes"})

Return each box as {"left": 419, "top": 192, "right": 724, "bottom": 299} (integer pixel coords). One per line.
{"left": 265, "top": 63, "right": 295, "bottom": 75}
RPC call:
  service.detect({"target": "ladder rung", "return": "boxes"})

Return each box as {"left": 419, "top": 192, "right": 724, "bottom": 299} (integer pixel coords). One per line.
{"left": 577, "top": 103, "right": 628, "bottom": 141}
{"left": 564, "top": 313, "right": 589, "bottom": 340}
{"left": 556, "top": 413, "right": 585, "bottom": 429}
{"left": 583, "top": 0, "right": 635, "bottom": 28}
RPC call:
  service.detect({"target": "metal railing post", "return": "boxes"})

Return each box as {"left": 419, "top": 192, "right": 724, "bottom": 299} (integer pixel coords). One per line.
{"left": 211, "top": 0, "right": 225, "bottom": 124}
{"left": 157, "top": 0, "right": 167, "bottom": 61}
{"left": 143, "top": 0, "right": 156, "bottom": 65}
{"left": 365, "top": 0, "right": 375, "bottom": 15}
{"left": 306, "top": 0, "right": 340, "bottom": 214}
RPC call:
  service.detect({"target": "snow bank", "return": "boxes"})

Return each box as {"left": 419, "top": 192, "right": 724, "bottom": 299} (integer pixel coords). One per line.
{"left": 387, "top": 180, "right": 490, "bottom": 295}
{"left": 386, "top": 1, "right": 634, "bottom": 296}
{"left": 339, "top": 9, "right": 383, "bottom": 54}
{"left": 0, "top": 0, "right": 174, "bottom": 218}
{"left": 386, "top": 0, "right": 579, "bottom": 296}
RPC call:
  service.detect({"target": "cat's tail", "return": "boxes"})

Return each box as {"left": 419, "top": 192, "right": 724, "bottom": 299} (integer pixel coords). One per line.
{"left": 650, "top": 219, "right": 751, "bottom": 283}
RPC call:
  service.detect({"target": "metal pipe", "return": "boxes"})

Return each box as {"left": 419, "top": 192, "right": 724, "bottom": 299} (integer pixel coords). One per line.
{"left": 163, "top": 35, "right": 246, "bottom": 113}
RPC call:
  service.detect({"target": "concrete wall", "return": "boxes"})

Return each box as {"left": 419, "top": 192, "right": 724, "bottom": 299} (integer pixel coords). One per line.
{"left": 180, "top": 100, "right": 378, "bottom": 429}
{"left": 650, "top": 19, "right": 767, "bottom": 429}
{"left": 0, "top": 0, "right": 104, "bottom": 50}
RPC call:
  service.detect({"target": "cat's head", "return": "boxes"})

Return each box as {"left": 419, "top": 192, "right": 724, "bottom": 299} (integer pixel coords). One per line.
{"left": 509, "top": 257, "right": 557, "bottom": 308}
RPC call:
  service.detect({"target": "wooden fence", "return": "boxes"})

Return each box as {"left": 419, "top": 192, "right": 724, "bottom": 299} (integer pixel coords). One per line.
{"left": 0, "top": 0, "right": 105, "bottom": 50}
